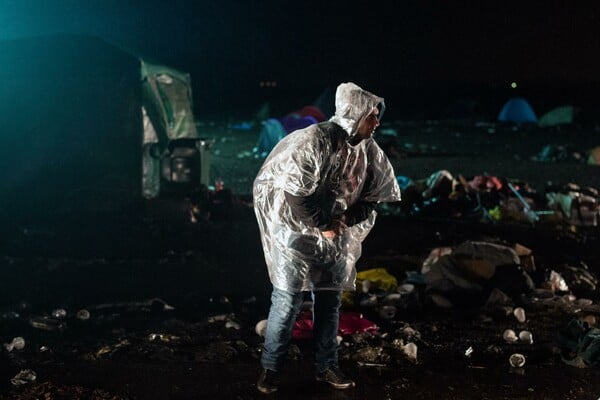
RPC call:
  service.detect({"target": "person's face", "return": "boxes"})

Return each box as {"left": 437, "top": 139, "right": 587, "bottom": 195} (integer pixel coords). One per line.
{"left": 356, "top": 107, "right": 380, "bottom": 139}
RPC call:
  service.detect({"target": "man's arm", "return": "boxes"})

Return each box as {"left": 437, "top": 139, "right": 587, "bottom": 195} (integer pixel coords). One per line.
{"left": 341, "top": 201, "right": 377, "bottom": 226}
{"left": 284, "top": 191, "right": 328, "bottom": 227}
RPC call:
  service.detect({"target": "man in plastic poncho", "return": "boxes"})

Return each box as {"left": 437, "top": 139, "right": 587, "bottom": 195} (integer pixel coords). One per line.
{"left": 253, "top": 82, "right": 401, "bottom": 394}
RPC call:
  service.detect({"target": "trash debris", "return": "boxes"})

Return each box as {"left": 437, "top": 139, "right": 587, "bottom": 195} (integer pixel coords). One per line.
{"left": 486, "top": 288, "right": 513, "bottom": 307}
{"left": 403, "top": 342, "right": 418, "bottom": 362}
{"left": 556, "top": 319, "right": 600, "bottom": 367}
{"left": 513, "top": 307, "right": 526, "bottom": 323}
{"left": 378, "top": 305, "right": 397, "bottom": 320}
{"left": 353, "top": 346, "right": 390, "bottom": 365}
{"left": 519, "top": 330, "right": 533, "bottom": 344}
{"left": 11, "top": 369, "right": 37, "bottom": 386}
{"left": 357, "top": 268, "right": 398, "bottom": 292}
{"left": 29, "top": 316, "right": 65, "bottom": 331}
{"left": 4, "top": 336, "right": 25, "bottom": 352}
{"left": 430, "top": 294, "right": 453, "bottom": 309}
{"left": 465, "top": 346, "right": 474, "bottom": 357}
{"left": 544, "top": 270, "right": 569, "bottom": 293}
{"left": 93, "top": 339, "right": 131, "bottom": 359}
{"left": 148, "top": 333, "right": 180, "bottom": 342}
{"left": 225, "top": 320, "right": 241, "bottom": 330}
{"left": 397, "top": 283, "right": 415, "bottom": 295}
{"left": 362, "top": 279, "right": 372, "bottom": 293}
{"left": 503, "top": 329, "right": 518, "bottom": 343}
{"left": 509, "top": 353, "right": 526, "bottom": 368}
{"left": 255, "top": 319, "right": 268, "bottom": 337}
{"left": 359, "top": 294, "right": 379, "bottom": 308}
{"left": 76, "top": 309, "right": 91, "bottom": 320}
{"left": 51, "top": 308, "right": 67, "bottom": 319}
{"left": 207, "top": 313, "right": 231, "bottom": 323}
{"left": 88, "top": 297, "right": 175, "bottom": 312}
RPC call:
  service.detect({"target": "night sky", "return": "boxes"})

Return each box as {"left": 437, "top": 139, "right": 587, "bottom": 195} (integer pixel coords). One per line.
{"left": 1, "top": 1, "right": 599, "bottom": 117}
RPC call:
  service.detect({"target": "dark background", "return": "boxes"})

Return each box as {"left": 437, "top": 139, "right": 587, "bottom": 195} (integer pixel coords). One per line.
{"left": 2, "top": 1, "right": 599, "bottom": 120}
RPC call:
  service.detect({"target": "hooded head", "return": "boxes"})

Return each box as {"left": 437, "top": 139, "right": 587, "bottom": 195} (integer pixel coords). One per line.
{"left": 330, "top": 82, "right": 385, "bottom": 139}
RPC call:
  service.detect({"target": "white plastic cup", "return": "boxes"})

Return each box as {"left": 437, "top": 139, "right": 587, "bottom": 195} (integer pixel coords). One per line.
{"left": 503, "top": 329, "right": 518, "bottom": 343}
{"left": 255, "top": 319, "right": 268, "bottom": 337}
{"left": 76, "top": 309, "right": 90, "bottom": 321}
{"left": 361, "top": 279, "right": 372, "bottom": 294}
{"left": 518, "top": 330, "right": 533, "bottom": 344}
{"left": 513, "top": 307, "right": 526, "bottom": 323}
{"left": 379, "top": 305, "right": 397, "bottom": 320}
{"left": 509, "top": 353, "right": 526, "bottom": 368}
{"left": 398, "top": 283, "right": 415, "bottom": 295}
{"left": 403, "top": 342, "right": 418, "bottom": 361}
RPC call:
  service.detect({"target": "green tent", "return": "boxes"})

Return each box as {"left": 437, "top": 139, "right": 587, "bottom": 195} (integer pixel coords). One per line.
{"left": 538, "top": 105, "right": 575, "bottom": 127}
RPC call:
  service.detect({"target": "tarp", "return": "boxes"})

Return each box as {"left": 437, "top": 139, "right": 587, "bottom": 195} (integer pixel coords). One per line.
{"left": 0, "top": 34, "right": 199, "bottom": 226}
{"left": 498, "top": 97, "right": 538, "bottom": 123}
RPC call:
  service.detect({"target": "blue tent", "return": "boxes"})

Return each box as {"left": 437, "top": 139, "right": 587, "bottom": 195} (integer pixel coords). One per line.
{"left": 255, "top": 116, "right": 318, "bottom": 157}
{"left": 498, "top": 97, "right": 538, "bottom": 123}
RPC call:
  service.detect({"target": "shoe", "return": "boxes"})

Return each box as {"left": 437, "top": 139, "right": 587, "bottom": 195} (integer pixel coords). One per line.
{"left": 316, "top": 366, "right": 355, "bottom": 389}
{"left": 257, "top": 368, "right": 279, "bottom": 394}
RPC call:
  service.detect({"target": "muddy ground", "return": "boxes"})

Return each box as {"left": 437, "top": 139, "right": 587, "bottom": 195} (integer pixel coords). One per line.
{"left": 1, "top": 118, "right": 600, "bottom": 399}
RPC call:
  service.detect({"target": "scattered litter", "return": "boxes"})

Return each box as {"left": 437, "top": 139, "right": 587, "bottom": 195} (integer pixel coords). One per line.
{"left": 513, "top": 307, "right": 526, "bottom": 323}
{"left": 255, "top": 319, "right": 268, "bottom": 337}
{"left": 545, "top": 270, "right": 570, "bottom": 293}
{"left": 4, "top": 336, "right": 25, "bottom": 352}
{"left": 509, "top": 353, "right": 526, "bottom": 368}
{"left": 76, "top": 309, "right": 91, "bottom": 320}
{"left": 503, "top": 329, "right": 518, "bottom": 343}
{"left": 398, "top": 283, "right": 415, "bottom": 295}
{"left": 519, "top": 330, "right": 533, "bottom": 344}
{"left": 430, "top": 294, "right": 453, "bottom": 309}
{"left": 225, "top": 320, "right": 241, "bottom": 330}
{"left": 402, "top": 342, "right": 418, "bottom": 362}
{"left": 29, "top": 316, "right": 65, "bottom": 331}
{"left": 11, "top": 369, "right": 37, "bottom": 386}
{"left": 51, "top": 308, "right": 67, "bottom": 319}
{"left": 148, "top": 333, "right": 180, "bottom": 342}
{"left": 94, "top": 339, "right": 131, "bottom": 359}
{"left": 465, "top": 346, "right": 474, "bottom": 357}
{"left": 378, "top": 305, "right": 397, "bottom": 320}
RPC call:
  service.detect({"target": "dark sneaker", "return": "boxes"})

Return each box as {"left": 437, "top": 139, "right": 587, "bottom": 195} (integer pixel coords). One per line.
{"left": 316, "top": 366, "right": 355, "bottom": 389}
{"left": 257, "top": 368, "right": 279, "bottom": 394}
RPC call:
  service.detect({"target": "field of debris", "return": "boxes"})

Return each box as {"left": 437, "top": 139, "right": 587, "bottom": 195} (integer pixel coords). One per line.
{"left": 1, "top": 118, "right": 600, "bottom": 399}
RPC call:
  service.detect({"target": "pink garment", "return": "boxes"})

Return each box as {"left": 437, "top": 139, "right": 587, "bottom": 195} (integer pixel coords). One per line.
{"left": 292, "top": 311, "right": 379, "bottom": 339}
{"left": 468, "top": 175, "right": 503, "bottom": 192}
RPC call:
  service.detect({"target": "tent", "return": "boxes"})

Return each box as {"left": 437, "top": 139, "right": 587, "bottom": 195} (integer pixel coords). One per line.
{"left": 254, "top": 103, "right": 324, "bottom": 157}
{"left": 0, "top": 34, "right": 204, "bottom": 227}
{"left": 497, "top": 97, "right": 538, "bottom": 124}
{"left": 140, "top": 60, "right": 209, "bottom": 198}
{"left": 538, "top": 105, "right": 575, "bottom": 127}
{"left": 255, "top": 119, "right": 287, "bottom": 157}
{"left": 255, "top": 114, "right": 319, "bottom": 157}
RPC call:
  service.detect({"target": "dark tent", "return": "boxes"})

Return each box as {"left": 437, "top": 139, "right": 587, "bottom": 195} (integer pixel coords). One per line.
{"left": 0, "top": 34, "right": 201, "bottom": 229}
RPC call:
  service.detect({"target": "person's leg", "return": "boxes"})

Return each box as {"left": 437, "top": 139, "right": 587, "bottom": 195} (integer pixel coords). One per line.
{"left": 312, "top": 289, "right": 355, "bottom": 389}
{"left": 312, "top": 289, "right": 342, "bottom": 372}
{"left": 261, "top": 287, "right": 304, "bottom": 372}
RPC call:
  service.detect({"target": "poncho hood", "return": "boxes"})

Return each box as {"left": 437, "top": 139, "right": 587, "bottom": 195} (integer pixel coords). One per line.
{"left": 329, "top": 82, "right": 385, "bottom": 137}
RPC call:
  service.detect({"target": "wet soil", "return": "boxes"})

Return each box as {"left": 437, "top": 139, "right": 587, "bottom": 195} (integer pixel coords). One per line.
{"left": 1, "top": 119, "right": 600, "bottom": 399}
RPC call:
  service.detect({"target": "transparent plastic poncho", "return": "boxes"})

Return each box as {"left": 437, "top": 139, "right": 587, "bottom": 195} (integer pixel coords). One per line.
{"left": 253, "top": 83, "right": 401, "bottom": 292}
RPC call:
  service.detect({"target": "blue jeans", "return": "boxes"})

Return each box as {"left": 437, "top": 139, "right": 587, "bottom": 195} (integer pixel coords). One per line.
{"left": 261, "top": 287, "right": 342, "bottom": 373}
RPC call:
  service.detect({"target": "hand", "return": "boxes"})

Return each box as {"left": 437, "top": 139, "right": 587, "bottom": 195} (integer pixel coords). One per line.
{"left": 322, "top": 218, "right": 347, "bottom": 239}
{"left": 322, "top": 230, "right": 336, "bottom": 239}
